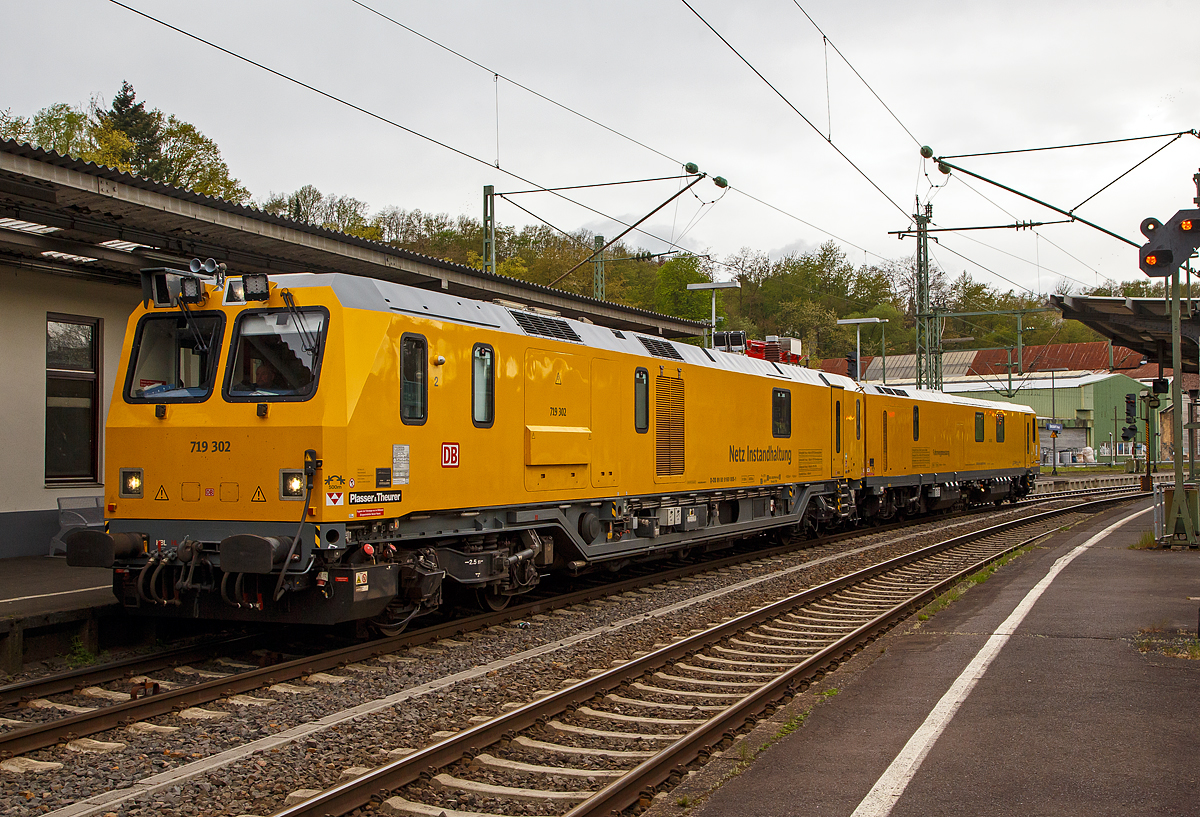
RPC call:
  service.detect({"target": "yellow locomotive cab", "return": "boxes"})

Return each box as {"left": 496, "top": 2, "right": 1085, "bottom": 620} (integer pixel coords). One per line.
{"left": 66, "top": 268, "right": 1038, "bottom": 630}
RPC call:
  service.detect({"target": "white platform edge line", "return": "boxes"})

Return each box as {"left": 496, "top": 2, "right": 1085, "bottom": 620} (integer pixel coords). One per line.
{"left": 850, "top": 506, "right": 1152, "bottom": 817}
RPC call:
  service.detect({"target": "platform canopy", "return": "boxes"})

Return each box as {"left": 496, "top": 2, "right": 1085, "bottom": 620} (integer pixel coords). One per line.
{"left": 0, "top": 140, "right": 704, "bottom": 339}
{"left": 1050, "top": 293, "right": 1200, "bottom": 374}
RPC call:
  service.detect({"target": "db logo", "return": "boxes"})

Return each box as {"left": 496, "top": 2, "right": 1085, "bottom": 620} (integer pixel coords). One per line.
{"left": 441, "top": 443, "right": 460, "bottom": 468}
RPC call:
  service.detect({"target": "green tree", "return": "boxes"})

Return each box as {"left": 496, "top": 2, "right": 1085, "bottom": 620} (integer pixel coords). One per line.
{"left": 774, "top": 299, "right": 846, "bottom": 359}
{"left": 158, "top": 115, "right": 250, "bottom": 202}
{"left": 5, "top": 84, "right": 249, "bottom": 202}
{"left": 95, "top": 81, "right": 164, "bottom": 177}
{"left": 652, "top": 255, "right": 716, "bottom": 323}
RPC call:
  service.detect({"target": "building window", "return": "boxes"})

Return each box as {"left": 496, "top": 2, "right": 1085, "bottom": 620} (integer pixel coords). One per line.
{"left": 996, "top": 413, "right": 1005, "bottom": 443}
{"left": 46, "top": 314, "right": 101, "bottom": 484}
{"left": 471, "top": 344, "right": 495, "bottom": 427}
{"left": 400, "top": 334, "right": 427, "bottom": 425}
{"left": 772, "top": 388, "right": 791, "bottom": 438}
{"left": 975, "top": 411, "right": 985, "bottom": 442}
{"left": 634, "top": 368, "right": 649, "bottom": 433}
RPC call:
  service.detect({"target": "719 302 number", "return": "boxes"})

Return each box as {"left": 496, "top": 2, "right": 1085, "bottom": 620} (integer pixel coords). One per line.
{"left": 190, "top": 441, "right": 231, "bottom": 453}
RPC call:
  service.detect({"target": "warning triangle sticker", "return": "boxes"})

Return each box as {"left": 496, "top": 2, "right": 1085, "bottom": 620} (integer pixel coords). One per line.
{"left": 555, "top": 372, "right": 562, "bottom": 384}
{"left": 154, "top": 485, "right": 168, "bottom": 501}
{"left": 251, "top": 486, "right": 266, "bottom": 502}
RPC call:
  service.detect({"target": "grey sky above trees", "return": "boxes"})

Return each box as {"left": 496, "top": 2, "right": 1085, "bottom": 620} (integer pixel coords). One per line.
{"left": 4, "top": 0, "right": 1199, "bottom": 296}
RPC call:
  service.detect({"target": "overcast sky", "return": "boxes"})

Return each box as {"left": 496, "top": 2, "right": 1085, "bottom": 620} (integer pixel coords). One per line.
{"left": 6, "top": 0, "right": 1200, "bottom": 296}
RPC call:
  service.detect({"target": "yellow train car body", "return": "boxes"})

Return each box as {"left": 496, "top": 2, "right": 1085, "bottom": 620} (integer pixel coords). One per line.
{"left": 70, "top": 271, "right": 1037, "bottom": 626}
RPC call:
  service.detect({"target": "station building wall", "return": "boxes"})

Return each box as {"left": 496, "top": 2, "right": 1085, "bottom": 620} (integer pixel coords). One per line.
{"left": 0, "top": 262, "right": 138, "bottom": 557}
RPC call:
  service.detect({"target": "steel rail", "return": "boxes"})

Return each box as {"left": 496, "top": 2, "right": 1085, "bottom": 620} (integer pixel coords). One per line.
{"left": 566, "top": 499, "right": 1136, "bottom": 817}
{"left": 267, "top": 492, "right": 1144, "bottom": 817}
{"left": 0, "top": 634, "right": 264, "bottom": 708}
{"left": 0, "top": 484, "right": 1132, "bottom": 758}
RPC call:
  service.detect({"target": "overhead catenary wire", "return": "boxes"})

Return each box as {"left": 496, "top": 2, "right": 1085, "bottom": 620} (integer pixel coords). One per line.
{"left": 104, "top": 0, "right": 712, "bottom": 270}
{"left": 790, "top": 0, "right": 922, "bottom": 148}
{"left": 347, "top": 0, "right": 685, "bottom": 166}
{"left": 930, "top": 243, "right": 1036, "bottom": 296}
{"left": 495, "top": 196, "right": 591, "bottom": 250}
{"left": 678, "top": 0, "right": 911, "bottom": 222}
{"left": 947, "top": 174, "right": 1103, "bottom": 280}
{"left": 499, "top": 176, "right": 691, "bottom": 196}
{"left": 354, "top": 0, "right": 927, "bottom": 270}
{"left": 939, "top": 129, "right": 1199, "bottom": 160}
{"left": 1071, "top": 132, "right": 1188, "bottom": 212}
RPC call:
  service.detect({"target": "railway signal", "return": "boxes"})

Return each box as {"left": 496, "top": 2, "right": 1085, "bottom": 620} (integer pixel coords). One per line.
{"left": 1125, "top": 393, "right": 1136, "bottom": 425}
{"left": 1138, "top": 208, "right": 1200, "bottom": 277}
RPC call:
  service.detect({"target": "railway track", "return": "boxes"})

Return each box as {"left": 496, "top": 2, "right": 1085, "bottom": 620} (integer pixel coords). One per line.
{"left": 268, "top": 493, "right": 1137, "bottom": 817}
{"left": 0, "top": 485, "right": 1138, "bottom": 761}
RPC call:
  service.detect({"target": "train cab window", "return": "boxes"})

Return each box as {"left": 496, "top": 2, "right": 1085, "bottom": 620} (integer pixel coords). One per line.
{"left": 400, "top": 334, "right": 427, "bottom": 424}
{"left": 855, "top": 399, "right": 861, "bottom": 440}
{"left": 835, "top": 400, "right": 841, "bottom": 453}
{"left": 772, "top": 388, "right": 791, "bottom": 438}
{"left": 471, "top": 344, "right": 495, "bottom": 427}
{"left": 996, "top": 413, "right": 1005, "bottom": 443}
{"left": 975, "top": 412, "right": 985, "bottom": 442}
{"left": 226, "top": 309, "right": 326, "bottom": 402}
{"left": 913, "top": 406, "right": 919, "bottom": 441}
{"left": 126, "top": 312, "right": 224, "bottom": 403}
{"left": 634, "top": 368, "right": 649, "bottom": 433}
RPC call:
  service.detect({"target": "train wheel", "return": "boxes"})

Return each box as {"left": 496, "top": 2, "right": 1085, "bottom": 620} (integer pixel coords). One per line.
{"left": 477, "top": 588, "right": 511, "bottom": 612}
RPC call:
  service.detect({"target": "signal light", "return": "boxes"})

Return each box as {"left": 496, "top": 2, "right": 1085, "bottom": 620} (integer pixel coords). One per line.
{"left": 1138, "top": 208, "right": 1200, "bottom": 277}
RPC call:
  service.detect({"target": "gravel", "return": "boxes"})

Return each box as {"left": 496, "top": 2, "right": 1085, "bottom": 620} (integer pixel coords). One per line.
{"left": 0, "top": 500, "right": 1083, "bottom": 816}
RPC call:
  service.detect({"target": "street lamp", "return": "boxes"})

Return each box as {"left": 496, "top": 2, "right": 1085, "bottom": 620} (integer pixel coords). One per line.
{"left": 1038, "top": 367, "right": 1069, "bottom": 476}
{"left": 836, "top": 317, "right": 888, "bottom": 381}
{"left": 687, "top": 281, "right": 740, "bottom": 348}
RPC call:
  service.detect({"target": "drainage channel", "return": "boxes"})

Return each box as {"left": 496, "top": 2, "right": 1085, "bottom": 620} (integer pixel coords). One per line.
{"left": 269, "top": 494, "right": 1137, "bottom": 817}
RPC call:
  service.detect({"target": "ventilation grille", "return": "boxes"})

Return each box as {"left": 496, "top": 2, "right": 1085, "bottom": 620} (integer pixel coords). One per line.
{"left": 638, "top": 336, "right": 684, "bottom": 360}
{"left": 655, "top": 376, "right": 685, "bottom": 476}
{"left": 509, "top": 310, "right": 582, "bottom": 343}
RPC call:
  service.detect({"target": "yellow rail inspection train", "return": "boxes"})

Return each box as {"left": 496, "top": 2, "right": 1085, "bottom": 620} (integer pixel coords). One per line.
{"left": 67, "top": 268, "right": 1039, "bottom": 632}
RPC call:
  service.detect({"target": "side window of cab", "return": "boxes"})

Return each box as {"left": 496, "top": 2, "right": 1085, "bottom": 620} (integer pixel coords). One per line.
{"left": 401, "top": 334, "right": 427, "bottom": 425}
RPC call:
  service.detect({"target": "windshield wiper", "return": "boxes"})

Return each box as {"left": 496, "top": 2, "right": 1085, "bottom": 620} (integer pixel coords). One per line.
{"left": 281, "top": 290, "right": 319, "bottom": 359}
{"left": 177, "top": 299, "right": 209, "bottom": 355}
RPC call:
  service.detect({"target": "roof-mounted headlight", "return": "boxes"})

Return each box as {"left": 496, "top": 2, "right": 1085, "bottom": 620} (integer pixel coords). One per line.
{"left": 243, "top": 273, "right": 270, "bottom": 301}
{"left": 179, "top": 275, "right": 205, "bottom": 304}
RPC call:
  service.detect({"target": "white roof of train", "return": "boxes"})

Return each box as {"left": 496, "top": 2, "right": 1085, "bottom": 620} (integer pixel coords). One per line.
{"left": 274, "top": 272, "right": 1033, "bottom": 415}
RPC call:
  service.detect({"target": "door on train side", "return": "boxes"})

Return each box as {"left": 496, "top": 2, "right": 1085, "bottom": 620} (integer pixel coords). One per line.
{"left": 844, "top": 393, "right": 863, "bottom": 479}
{"left": 831, "top": 387, "right": 845, "bottom": 478}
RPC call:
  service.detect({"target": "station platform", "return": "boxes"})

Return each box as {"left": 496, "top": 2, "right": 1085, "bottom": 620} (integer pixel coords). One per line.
{"left": 675, "top": 498, "right": 1200, "bottom": 817}
{"left": 0, "top": 557, "right": 118, "bottom": 675}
